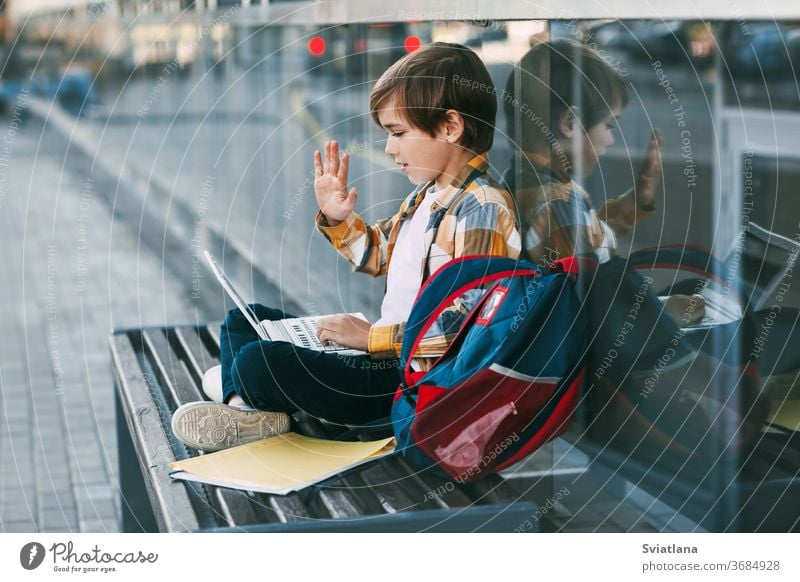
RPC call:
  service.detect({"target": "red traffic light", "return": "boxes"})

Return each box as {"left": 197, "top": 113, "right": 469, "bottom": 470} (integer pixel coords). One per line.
{"left": 308, "top": 36, "right": 326, "bottom": 56}
{"left": 404, "top": 35, "right": 422, "bottom": 53}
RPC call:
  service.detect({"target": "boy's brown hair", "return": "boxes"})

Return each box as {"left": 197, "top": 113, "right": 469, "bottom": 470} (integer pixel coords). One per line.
{"left": 505, "top": 39, "right": 629, "bottom": 151}
{"left": 369, "top": 42, "right": 497, "bottom": 154}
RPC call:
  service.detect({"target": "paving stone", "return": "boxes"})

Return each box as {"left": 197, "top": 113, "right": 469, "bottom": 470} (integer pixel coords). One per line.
{"left": 0, "top": 503, "right": 38, "bottom": 521}
{"left": 79, "top": 518, "right": 119, "bottom": 533}
{"left": 40, "top": 509, "right": 78, "bottom": 528}
{"left": 0, "top": 124, "right": 206, "bottom": 532}
{"left": 76, "top": 484, "right": 115, "bottom": 503}
{"left": 41, "top": 495, "right": 77, "bottom": 513}
{"left": 1, "top": 520, "right": 39, "bottom": 533}
{"left": 78, "top": 499, "right": 118, "bottom": 521}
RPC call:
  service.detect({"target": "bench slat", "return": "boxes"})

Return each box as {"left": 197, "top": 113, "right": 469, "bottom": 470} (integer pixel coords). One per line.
{"left": 265, "top": 493, "right": 316, "bottom": 523}
{"left": 462, "top": 475, "right": 522, "bottom": 505}
{"left": 167, "top": 327, "right": 219, "bottom": 385}
{"left": 313, "top": 479, "right": 369, "bottom": 519}
{"left": 199, "top": 324, "right": 222, "bottom": 358}
{"left": 392, "top": 458, "right": 474, "bottom": 509}
{"left": 110, "top": 332, "right": 215, "bottom": 531}
{"left": 366, "top": 457, "right": 450, "bottom": 511}
{"left": 142, "top": 330, "right": 204, "bottom": 407}
{"left": 213, "top": 489, "right": 281, "bottom": 527}
{"left": 357, "top": 460, "right": 428, "bottom": 513}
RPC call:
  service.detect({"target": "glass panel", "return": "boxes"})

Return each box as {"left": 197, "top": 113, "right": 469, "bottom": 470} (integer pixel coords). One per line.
{"left": 501, "top": 19, "right": 799, "bottom": 531}
{"left": 3, "top": 6, "right": 798, "bottom": 531}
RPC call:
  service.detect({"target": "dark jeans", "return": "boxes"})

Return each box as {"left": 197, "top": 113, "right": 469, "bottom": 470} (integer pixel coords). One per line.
{"left": 588, "top": 257, "right": 800, "bottom": 380}
{"left": 218, "top": 304, "right": 402, "bottom": 425}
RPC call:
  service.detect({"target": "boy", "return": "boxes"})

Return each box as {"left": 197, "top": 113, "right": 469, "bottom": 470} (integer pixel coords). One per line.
{"left": 502, "top": 40, "right": 704, "bottom": 323}
{"left": 172, "top": 43, "right": 521, "bottom": 452}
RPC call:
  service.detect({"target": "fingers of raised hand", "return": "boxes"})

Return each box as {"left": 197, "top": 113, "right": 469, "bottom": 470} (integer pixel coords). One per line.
{"left": 649, "top": 130, "right": 663, "bottom": 155}
{"left": 328, "top": 141, "right": 339, "bottom": 176}
{"left": 321, "top": 141, "right": 343, "bottom": 177}
{"left": 314, "top": 150, "right": 323, "bottom": 176}
{"left": 324, "top": 141, "right": 332, "bottom": 173}
{"left": 338, "top": 151, "right": 349, "bottom": 183}
{"left": 346, "top": 187, "right": 357, "bottom": 207}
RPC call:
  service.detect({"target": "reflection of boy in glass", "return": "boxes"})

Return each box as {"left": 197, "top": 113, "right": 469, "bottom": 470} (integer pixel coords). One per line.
{"left": 502, "top": 40, "right": 704, "bottom": 324}
{"left": 503, "top": 40, "right": 800, "bottom": 376}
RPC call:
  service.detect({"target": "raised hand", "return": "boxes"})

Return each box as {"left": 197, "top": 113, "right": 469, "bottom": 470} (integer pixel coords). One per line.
{"left": 635, "top": 129, "right": 663, "bottom": 210}
{"left": 314, "top": 140, "right": 357, "bottom": 226}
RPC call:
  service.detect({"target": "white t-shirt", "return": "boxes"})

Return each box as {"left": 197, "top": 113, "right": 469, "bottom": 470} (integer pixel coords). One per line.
{"left": 375, "top": 184, "right": 440, "bottom": 327}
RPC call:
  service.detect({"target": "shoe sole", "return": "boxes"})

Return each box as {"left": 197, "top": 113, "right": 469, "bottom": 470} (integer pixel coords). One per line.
{"left": 171, "top": 402, "right": 290, "bottom": 452}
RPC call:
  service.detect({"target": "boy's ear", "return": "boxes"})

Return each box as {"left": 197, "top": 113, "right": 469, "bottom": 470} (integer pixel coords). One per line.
{"left": 440, "top": 109, "right": 465, "bottom": 144}
{"left": 558, "top": 107, "right": 579, "bottom": 139}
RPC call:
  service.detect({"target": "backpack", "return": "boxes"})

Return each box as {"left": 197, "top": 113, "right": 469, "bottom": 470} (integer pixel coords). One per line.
{"left": 391, "top": 255, "right": 588, "bottom": 481}
{"left": 583, "top": 246, "right": 769, "bottom": 478}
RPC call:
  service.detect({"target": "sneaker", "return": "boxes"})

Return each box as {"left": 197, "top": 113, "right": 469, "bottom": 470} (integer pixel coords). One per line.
{"left": 171, "top": 401, "right": 290, "bottom": 452}
{"left": 202, "top": 365, "right": 254, "bottom": 410}
{"left": 201, "top": 365, "right": 225, "bottom": 403}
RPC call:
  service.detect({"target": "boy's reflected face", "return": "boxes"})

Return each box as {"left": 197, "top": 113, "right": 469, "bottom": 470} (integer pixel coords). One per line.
{"left": 578, "top": 107, "right": 620, "bottom": 177}
{"left": 378, "top": 100, "right": 453, "bottom": 187}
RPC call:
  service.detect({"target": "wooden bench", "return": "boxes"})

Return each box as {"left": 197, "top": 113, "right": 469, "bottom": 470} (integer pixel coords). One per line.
{"left": 110, "top": 323, "right": 553, "bottom": 532}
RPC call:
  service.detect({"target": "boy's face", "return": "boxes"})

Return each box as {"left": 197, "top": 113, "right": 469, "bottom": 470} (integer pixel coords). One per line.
{"left": 377, "top": 99, "right": 455, "bottom": 187}
{"left": 559, "top": 105, "right": 620, "bottom": 178}
{"left": 577, "top": 107, "right": 620, "bottom": 177}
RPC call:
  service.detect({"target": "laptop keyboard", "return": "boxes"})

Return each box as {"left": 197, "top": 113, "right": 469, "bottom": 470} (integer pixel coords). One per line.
{"left": 698, "top": 285, "right": 742, "bottom": 326}
{"left": 291, "top": 318, "right": 349, "bottom": 352}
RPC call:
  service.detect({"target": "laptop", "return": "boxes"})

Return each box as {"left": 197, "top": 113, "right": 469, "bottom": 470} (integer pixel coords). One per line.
{"left": 204, "top": 250, "right": 368, "bottom": 356}
{"left": 678, "top": 222, "right": 799, "bottom": 330}
{"left": 676, "top": 281, "right": 743, "bottom": 330}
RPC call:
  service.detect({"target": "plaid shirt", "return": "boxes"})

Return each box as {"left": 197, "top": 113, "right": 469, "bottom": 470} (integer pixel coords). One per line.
{"left": 505, "top": 152, "right": 655, "bottom": 266}
{"left": 316, "top": 153, "right": 521, "bottom": 360}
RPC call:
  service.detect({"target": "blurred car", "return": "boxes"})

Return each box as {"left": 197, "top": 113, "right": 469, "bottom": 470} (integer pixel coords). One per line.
{"left": 576, "top": 20, "right": 714, "bottom": 64}
{"left": 723, "top": 23, "right": 800, "bottom": 78}
{"left": 27, "top": 69, "right": 98, "bottom": 117}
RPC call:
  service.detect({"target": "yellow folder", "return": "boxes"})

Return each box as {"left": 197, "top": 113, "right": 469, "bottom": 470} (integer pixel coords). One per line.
{"left": 168, "top": 432, "right": 396, "bottom": 495}
{"left": 768, "top": 400, "right": 800, "bottom": 432}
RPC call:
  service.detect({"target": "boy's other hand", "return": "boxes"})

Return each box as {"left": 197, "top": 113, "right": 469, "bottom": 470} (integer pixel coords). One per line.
{"left": 635, "top": 129, "right": 663, "bottom": 211}
{"left": 316, "top": 314, "right": 371, "bottom": 351}
{"left": 664, "top": 293, "right": 706, "bottom": 325}
{"left": 314, "top": 140, "right": 357, "bottom": 226}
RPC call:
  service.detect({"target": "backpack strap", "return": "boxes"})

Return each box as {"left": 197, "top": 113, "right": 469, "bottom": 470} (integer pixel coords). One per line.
{"left": 421, "top": 166, "right": 486, "bottom": 280}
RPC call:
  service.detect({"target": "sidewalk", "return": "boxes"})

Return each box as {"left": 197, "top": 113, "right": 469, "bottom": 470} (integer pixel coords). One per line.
{"left": 0, "top": 117, "right": 208, "bottom": 532}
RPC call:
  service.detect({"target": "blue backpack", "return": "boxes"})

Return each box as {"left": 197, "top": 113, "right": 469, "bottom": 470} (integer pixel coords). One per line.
{"left": 391, "top": 255, "right": 588, "bottom": 481}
